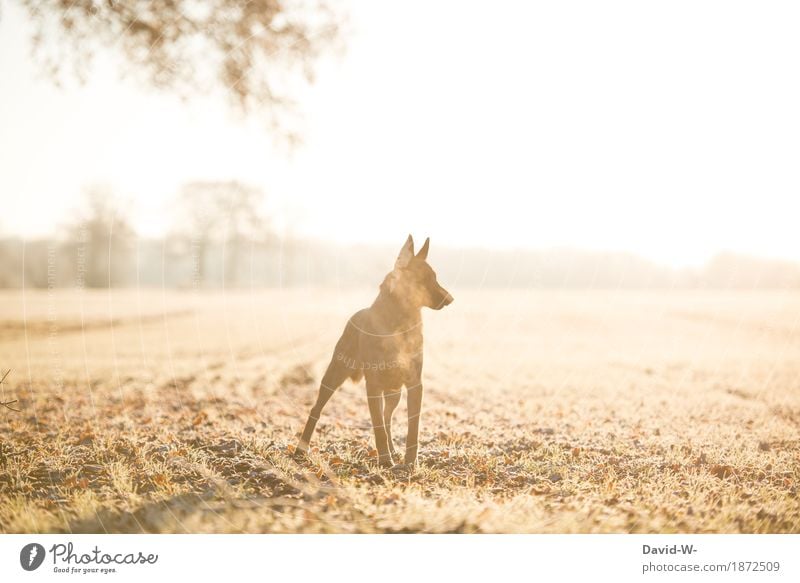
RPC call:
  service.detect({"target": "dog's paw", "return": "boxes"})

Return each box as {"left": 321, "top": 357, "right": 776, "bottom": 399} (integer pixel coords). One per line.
{"left": 291, "top": 448, "right": 310, "bottom": 463}
{"left": 388, "top": 463, "right": 414, "bottom": 477}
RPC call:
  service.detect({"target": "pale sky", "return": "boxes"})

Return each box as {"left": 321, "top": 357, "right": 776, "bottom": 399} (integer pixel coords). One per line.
{"left": 1, "top": 0, "right": 799, "bottom": 266}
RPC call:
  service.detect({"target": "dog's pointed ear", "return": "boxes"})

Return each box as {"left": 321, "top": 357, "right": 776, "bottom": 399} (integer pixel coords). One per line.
{"left": 416, "top": 237, "right": 430, "bottom": 260}
{"left": 395, "top": 234, "right": 414, "bottom": 269}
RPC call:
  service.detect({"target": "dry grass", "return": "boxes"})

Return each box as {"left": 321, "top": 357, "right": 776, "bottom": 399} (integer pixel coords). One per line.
{"left": 1, "top": 288, "right": 799, "bottom": 533}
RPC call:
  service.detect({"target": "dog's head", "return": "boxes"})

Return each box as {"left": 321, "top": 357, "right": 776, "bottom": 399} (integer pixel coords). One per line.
{"left": 385, "top": 235, "right": 454, "bottom": 310}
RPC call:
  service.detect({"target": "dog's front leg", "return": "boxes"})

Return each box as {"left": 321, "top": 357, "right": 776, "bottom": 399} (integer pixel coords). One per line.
{"left": 405, "top": 384, "right": 423, "bottom": 467}
{"left": 383, "top": 390, "right": 402, "bottom": 462}
{"left": 366, "top": 386, "right": 392, "bottom": 467}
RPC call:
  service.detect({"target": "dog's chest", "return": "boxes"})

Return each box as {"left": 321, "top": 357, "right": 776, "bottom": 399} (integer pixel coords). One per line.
{"left": 358, "top": 328, "right": 422, "bottom": 369}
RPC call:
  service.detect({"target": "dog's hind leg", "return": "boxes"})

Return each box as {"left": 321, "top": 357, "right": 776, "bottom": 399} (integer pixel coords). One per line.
{"left": 405, "top": 383, "right": 423, "bottom": 467}
{"left": 296, "top": 362, "right": 348, "bottom": 455}
{"left": 383, "top": 390, "right": 402, "bottom": 462}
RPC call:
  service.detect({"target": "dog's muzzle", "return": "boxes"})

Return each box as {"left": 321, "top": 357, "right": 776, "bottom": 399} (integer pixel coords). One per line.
{"left": 439, "top": 291, "right": 454, "bottom": 308}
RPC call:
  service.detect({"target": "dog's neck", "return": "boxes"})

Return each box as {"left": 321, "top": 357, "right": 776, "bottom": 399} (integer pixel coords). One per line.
{"left": 372, "top": 279, "right": 422, "bottom": 331}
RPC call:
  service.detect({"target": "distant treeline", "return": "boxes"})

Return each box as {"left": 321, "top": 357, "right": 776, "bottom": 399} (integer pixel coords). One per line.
{"left": 2, "top": 237, "right": 799, "bottom": 289}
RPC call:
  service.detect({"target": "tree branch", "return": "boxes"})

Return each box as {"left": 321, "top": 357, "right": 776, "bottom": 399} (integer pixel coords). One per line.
{"left": 0, "top": 369, "right": 20, "bottom": 412}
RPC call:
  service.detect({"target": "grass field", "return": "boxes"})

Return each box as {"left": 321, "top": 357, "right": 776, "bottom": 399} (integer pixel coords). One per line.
{"left": 1, "top": 288, "right": 799, "bottom": 533}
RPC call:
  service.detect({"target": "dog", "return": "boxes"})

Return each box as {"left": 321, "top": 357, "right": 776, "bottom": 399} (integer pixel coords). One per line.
{"left": 296, "top": 235, "right": 453, "bottom": 469}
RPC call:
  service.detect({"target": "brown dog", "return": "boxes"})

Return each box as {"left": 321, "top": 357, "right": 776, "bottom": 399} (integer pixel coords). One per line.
{"left": 296, "top": 235, "right": 453, "bottom": 469}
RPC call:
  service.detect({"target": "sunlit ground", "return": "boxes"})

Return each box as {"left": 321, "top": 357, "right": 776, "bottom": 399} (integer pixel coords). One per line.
{"left": 1, "top": 289, "right": 798, "bottom": 533}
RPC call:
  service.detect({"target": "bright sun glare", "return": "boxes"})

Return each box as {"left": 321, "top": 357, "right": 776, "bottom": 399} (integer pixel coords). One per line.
{"left": 1, "top": 0, "right": 799, "bottom": 267}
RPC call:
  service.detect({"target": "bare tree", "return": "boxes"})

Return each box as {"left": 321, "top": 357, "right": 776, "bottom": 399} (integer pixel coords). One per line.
{"left": 221, "top": 182, "right": 267, "bottom": 286}
{"left": 15, "top": 0, "right": 343, "bottom": 142}
{"left": 68, "top": 187, "right": 136, "bottom": 288}
{"left": 178, "top": 181, "right": 267, "bottom": 286}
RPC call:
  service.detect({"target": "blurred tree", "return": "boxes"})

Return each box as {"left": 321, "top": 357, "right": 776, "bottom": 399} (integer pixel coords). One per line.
{"left": 68, "top": 187, "right": 136, "bottom": 288}
{"left": 221, "top": 182, "right": 267, "bottom": 286}
{"left": 178, "top": 181, "right": 267, "bottom": 286}
{"left": 15, "top": 0, "right": 343, "bottom": 142}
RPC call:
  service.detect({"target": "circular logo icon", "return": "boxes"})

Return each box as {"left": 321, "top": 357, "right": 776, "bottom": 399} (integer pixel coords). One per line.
{"left": 20, "top": 543, "right": 46, "bottom": 571}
